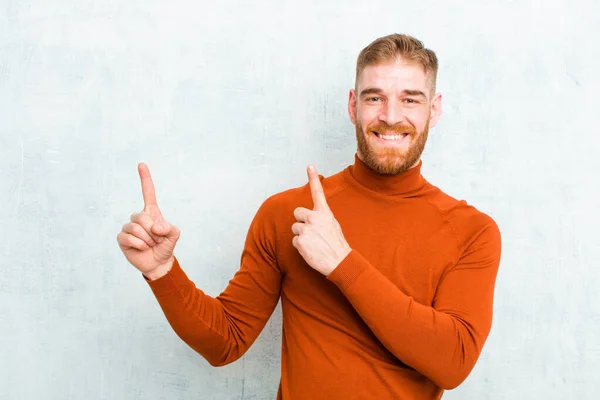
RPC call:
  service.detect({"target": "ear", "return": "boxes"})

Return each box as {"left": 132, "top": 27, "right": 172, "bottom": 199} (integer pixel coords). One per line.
{"left": 428, "top": 92, "right": 442, "bottom": 129}
{"left": 348, "top": 89, "right": 358, "bottom": 125}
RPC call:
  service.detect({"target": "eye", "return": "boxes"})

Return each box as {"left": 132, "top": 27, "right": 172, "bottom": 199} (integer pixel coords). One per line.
{"left": 403, "top": 98, "right": 417, "bottom": 104}
{"left": 367, "top": 97, "right": 381, "bottom": 102}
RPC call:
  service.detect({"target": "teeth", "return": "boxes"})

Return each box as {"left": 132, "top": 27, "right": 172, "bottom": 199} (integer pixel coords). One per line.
{"left": 377, "top": 133, "right": 406, "bottom": 140}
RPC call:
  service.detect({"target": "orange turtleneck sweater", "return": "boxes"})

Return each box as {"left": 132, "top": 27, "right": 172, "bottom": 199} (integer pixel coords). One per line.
{"left": 146, "top": 155, "right": 502, "bottom": 399}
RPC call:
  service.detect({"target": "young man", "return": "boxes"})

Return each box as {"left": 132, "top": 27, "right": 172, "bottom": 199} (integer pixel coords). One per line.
{"left": 117, "top": 34, "right": 502, "bottom": 399}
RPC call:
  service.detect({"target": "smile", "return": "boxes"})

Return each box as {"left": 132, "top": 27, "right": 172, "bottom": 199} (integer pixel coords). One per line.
{"left": 373, "top": 132, "right": 409, "bottom": 141}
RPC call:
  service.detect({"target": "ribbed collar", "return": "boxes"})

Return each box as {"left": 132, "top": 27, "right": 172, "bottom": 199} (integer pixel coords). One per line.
{"left": 345, "top": 154, "right": 426, "bottom": 196}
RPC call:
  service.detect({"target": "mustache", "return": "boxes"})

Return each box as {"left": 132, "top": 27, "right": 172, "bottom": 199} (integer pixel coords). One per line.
{"left": 366, "top": 122, "right": 417, "bottom": 136}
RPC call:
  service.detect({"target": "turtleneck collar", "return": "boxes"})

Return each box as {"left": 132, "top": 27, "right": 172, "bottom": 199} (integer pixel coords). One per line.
{"left": 345, "top": 153, "right": 426, "bottom": 196}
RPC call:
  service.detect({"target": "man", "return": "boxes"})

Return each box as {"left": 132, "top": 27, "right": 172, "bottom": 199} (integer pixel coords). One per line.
{"left": 117, "top": 33, "right": 501, "bottom": 399}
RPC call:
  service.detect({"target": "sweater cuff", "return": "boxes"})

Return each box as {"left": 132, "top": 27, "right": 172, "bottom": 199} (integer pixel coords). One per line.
{"left": 327, "top": 250, "right": 370, "bottom": 290}
{"left": 144, "top": 257, "right": 189, "bottom": 299}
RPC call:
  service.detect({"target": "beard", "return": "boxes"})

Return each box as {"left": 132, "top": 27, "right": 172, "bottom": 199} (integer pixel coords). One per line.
{"left": 355, "top": 118, "right": 429, "bottom": 175}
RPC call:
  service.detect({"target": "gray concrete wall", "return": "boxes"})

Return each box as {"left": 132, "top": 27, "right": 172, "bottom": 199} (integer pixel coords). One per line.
{"left": 1, "top": 0, "right": 599, "bottom": 398}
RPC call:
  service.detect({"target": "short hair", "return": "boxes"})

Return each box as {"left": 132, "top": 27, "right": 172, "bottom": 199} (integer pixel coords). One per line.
{"left": 355, "top": 33, "right": 439, "bottom": 92}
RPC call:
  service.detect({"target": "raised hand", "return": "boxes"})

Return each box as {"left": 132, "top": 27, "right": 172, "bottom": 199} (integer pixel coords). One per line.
{"left": 291, "top": 165, "right": 352, "bottom": 276}
{"left": 117, "top": 163, "right": 180, "bottom": 280}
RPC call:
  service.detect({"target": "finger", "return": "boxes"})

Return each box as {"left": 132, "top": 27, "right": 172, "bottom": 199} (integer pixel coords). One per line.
{"left": 122, "top": 222, "right": 157, "bottom": 247}
{"left": 293, "top": 207, "right": 311, "bottom": 223}
{"left": 307, "top": 165, "right": 329, "bottom": 211}
{"left": 292, "top": 235, "right": 300, "bottom": 250}
{"left": 117, "top": 232, "right": 150, "bottom": 251}
{"left": 138, "top": 163, "right": 159, "bottom": 211}
{"left": 130, "top": 212, "right": 164, "bottom": 243}
{"left": 151, "top": 220, "right": 180, "bottom": 241}
{"left": 291, "top": 222, "right": 305, "bottom": 235}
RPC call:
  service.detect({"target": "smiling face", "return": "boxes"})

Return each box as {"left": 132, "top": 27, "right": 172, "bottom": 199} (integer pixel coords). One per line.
{"left": 348, "top": 58, "right": 442, "bottom": 175}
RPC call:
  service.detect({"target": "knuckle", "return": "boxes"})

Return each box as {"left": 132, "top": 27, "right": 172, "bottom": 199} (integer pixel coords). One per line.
{"left": 125, "top": 234, "right": 135, "bottom": 245}
{"left": 142, "top": 215, "right": 154, "bottom": 227}
{"left": 132, "top": 237, "right": 146, "bottom": 250}
{"left": 136, "top": 228, "right": 149, "bottom": 241}
{"left": 120, "top": 235, "right": 130, "bottom": 247}
{"left": 131, "top": 223, "right": 144, "bottom": 235}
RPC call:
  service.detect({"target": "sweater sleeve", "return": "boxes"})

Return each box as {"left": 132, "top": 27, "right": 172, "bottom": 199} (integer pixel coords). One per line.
{"left": 326, "top": 219, "right": 502, "bottom": 389}
{"left": 145, "top": 198, "right": 282, "bottom": 367}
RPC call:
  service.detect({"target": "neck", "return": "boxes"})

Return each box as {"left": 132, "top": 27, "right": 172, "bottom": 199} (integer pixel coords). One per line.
{"left": 347, "top": 153, "right": 426, "bottom": 196}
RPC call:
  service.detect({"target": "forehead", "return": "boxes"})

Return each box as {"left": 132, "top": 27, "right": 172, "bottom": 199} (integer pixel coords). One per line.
{"left": 357, "top": 59, "right": 431, "bottom": 93}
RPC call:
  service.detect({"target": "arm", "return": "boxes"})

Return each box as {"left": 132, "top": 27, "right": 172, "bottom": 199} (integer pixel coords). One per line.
{"left": 146, "top": 199, "right": 282, "bottom": 367}
{"left": 326, "top": 221, "right": 501, "bottom": 389}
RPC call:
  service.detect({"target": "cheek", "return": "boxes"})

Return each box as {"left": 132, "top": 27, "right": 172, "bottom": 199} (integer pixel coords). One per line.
{"left": 405, "top": 109, "right": 430, "bottom": 130}
{"left": 357, "top": 107, "right": 379, "bottom": 128}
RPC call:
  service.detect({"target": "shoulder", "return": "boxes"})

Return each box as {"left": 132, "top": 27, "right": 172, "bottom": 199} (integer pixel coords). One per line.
{"left": 258, "top": 168, "right": 349, "bottom": 216}
{"left": 424, "top": 182, "right": 501, "bottom": 252}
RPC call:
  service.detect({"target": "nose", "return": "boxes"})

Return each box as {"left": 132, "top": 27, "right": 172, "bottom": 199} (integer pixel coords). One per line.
{"left": 378, "top": 99, "right": 405, "bottom": 126}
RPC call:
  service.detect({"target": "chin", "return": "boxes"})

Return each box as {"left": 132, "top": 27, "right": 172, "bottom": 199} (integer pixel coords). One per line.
{"left": 359, "top": 144, "right": 423, "bottom": 175}
{"left": 371, "top": 158, "right": 412, "bottom": 175}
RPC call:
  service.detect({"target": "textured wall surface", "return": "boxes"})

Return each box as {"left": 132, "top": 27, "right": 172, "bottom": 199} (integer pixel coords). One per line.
{"left": 1, "top": 0, "right": 599, "bottom": 399}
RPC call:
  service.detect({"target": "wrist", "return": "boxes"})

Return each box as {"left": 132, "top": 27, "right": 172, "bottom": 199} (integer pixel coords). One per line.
{"left": 338, "top": 244, "right": 352, "bottom": 265}
{"left": 325, "top": 246, "right": 352, "bottom": 277}
{"left": 143, "top": 257, "right": 175, "bottom": 281}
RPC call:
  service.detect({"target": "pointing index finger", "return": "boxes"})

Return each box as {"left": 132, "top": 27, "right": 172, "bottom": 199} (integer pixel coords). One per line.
{"left": 138, "top": 163, "right": 158, "bottom": 210}
{"left": 307, "top": 165, "right": 329, "bottom": 211}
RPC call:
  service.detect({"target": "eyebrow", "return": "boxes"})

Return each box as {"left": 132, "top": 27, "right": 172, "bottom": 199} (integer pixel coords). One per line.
{"left": 359, "top": 88, "right": 384, "bottom": 97}
{"left": 359, "top": 87, "right": 428, "bottom": 100}
{"left": 403, "top": 89, "right": 428, "bottom": 99}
